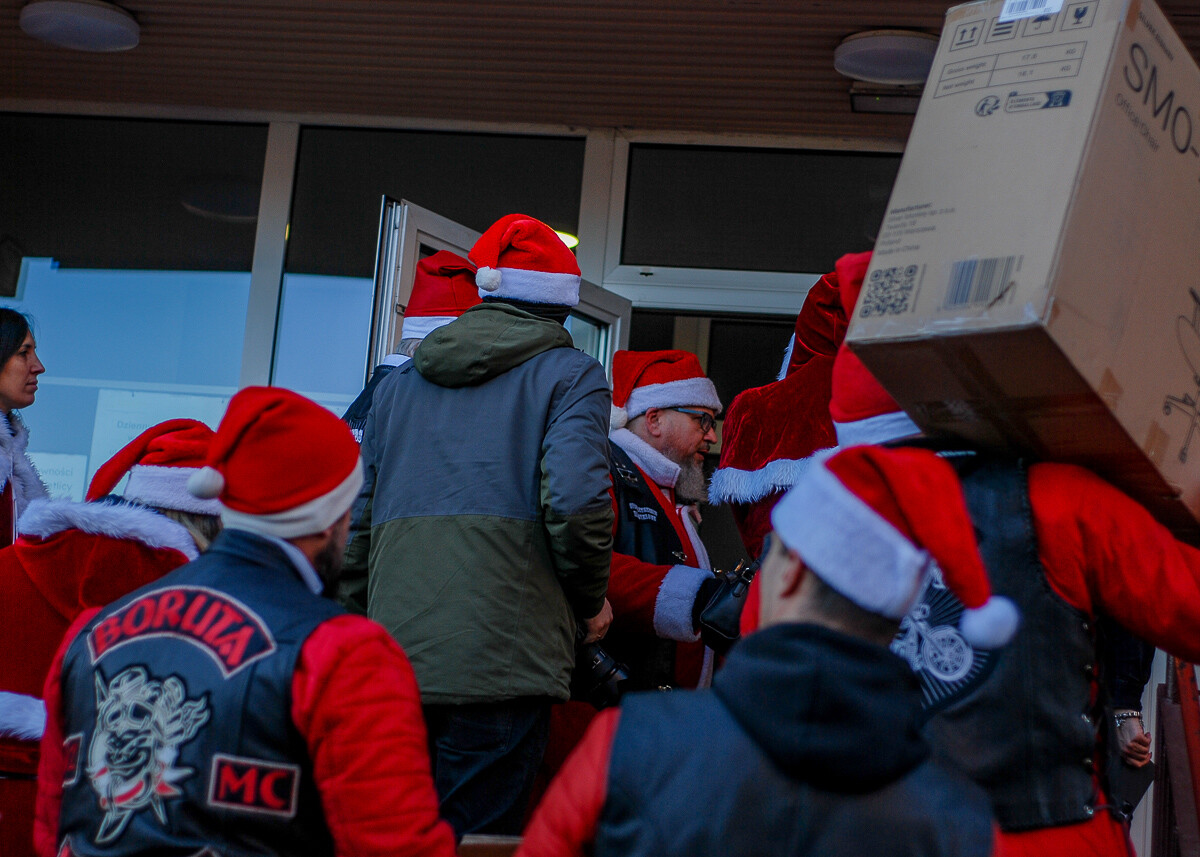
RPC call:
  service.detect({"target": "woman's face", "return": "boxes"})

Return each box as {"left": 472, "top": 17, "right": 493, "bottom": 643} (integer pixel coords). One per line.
{"left": 0, "top": 332, "right": 45, "bottom": 413}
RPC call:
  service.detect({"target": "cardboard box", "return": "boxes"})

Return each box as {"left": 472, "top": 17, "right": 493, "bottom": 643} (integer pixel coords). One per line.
{"left": 845, "top": 0, "right": 1200, "bottom": 540}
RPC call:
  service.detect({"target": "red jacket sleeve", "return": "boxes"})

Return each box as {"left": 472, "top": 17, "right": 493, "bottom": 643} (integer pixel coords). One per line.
{"left": 34, "top": 608, "right": 99, "bottom": 857}
{"left": 1030, "top": 462, "right": 1200, "bottom": 661}
{"left": 518, "top": 708, "right": 619, "bottom": 857}
{"left": 291, "top": 615, "right": 455, "bottom": 857}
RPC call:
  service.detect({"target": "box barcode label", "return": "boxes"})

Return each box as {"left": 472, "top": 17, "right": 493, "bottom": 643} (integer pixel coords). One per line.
{"left": 998, "top": 0, "right": 1063, "bottom": 23}
{"left": 944, "top": 256, "right": 1017, "bottom": 308}
{"left": 860, "top": 265, "right": 919, "bottom": 318}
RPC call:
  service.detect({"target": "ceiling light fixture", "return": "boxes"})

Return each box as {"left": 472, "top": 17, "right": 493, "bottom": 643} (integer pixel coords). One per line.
{"left": 19, "top": 0, "right": 140, "bottom": 52}
{"left": 834, "top": 30, "right": 938, "bottom": 87}
{"left": 554, "top": 230, "right": 579, "bottom": 250}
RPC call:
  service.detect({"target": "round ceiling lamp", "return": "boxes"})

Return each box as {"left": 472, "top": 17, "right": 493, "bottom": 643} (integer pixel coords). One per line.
{"left": 19, "top": 0, "right": 140, "bottom": 52}
{"left": 834, "top": 30, "right": 938, "bottom": 87}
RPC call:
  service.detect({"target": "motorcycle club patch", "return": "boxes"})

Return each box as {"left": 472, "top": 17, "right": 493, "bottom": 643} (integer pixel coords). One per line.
{"left": 208, "top": 754, "right": 301, "bottom": 818}
{"left": 890, "top": 565, "right": 995, "bottom": 714}
{"left": 62, "top": 734, "right": 82, "bottom": 786}
{"left": 87, "top": 666, "right": 210, "bottom": 844}
{"left": 87, "top": 586, "right": 276, "bottom": 678}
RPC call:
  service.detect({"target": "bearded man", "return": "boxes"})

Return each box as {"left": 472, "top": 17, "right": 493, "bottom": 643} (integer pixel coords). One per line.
{"left": 602, "top": 349, "right": 724, "bottom": 692}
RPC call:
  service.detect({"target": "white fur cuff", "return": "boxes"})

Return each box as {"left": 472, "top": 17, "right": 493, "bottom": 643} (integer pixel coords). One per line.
{"left": 708, "top": 457, "right": 820, "bottom": 506}
{"left": 0, "top": 690, "right": 46, "bottom": 740}
{"left": 834, "top": 411, "right": 920, "bottom": 447}
{"left": 653, "top": 564, "right": 709, "bottom": 642}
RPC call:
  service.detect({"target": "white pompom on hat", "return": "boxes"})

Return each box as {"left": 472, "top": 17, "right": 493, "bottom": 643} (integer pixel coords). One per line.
{"left": 86, "top": 418, "right": 222, "bottom": 516}
{"left": 771, "top": 445, "right": 1019, "bottom": 649}
{"left": 468, "top": 213, "right": 581, "bottom": 307}
{"left": 609, "top": 349, "right": 722, "bottom": 432}
{"left": 187, "top": 387, "right": 363, "bottom": 539}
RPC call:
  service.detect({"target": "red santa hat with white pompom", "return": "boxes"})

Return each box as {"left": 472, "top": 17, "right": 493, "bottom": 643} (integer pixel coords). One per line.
{"left": 470, "top": 213, "right": 581, "bottom": 307}
{"left": 771, "top": 444, "right": 1019, "bottom": 649}
{"left": 609, "top": 349, "right": 722, "bottom": 433}
{"left": 188, "top": 387, "right": 362, "bottom": 539}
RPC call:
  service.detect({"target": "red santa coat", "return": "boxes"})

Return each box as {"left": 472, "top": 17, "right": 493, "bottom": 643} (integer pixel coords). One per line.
{"left": 0, "top": 500, "right": 199, "bottom": 857}
{"left": 523, "top": 461, "right": 1200, "bottom": 857}
{"left": 34, "top": 582, "right": 456, "bottom": 857}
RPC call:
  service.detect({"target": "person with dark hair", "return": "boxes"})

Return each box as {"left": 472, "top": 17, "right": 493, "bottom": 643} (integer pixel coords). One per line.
{"left": 0, "top": 420, "right": 221, "bottom": 857}
{"left": 0, "top": 309, "right": 48, "bottom": 547}
{"left": 519, "top": 445, "right": 1006, "bottom": 857}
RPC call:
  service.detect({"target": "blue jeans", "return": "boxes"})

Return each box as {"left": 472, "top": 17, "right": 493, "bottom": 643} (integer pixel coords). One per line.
{"left": 423, "top": 697, "right": 552, "bottom": 837}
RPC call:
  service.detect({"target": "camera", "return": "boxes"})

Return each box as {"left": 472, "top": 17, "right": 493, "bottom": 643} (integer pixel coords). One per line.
{"left": 570, "top": 629, "right": 630, "bottom": 709}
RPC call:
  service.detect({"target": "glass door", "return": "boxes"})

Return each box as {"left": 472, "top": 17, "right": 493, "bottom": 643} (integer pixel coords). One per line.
{"left": 369, "top": 199, "right": 630, "bottom": 376}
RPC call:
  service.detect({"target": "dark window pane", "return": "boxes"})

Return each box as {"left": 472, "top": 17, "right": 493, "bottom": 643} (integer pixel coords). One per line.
{"left": 287, "top": 127, "right": 586, "bottom": 278}
{"left": 628, "top": 310, "right": 676, "bottom": 352}
{"left": 707, "top": 317, "right": 795, "bottom": 408}
{"left": 622, "top": 144, "right": 900, "bottom": 274}
{"left": 0, "top": 114, "right": 267, "bottom": 271}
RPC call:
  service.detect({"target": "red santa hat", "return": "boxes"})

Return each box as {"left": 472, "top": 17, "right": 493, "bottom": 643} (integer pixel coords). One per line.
{"left": 831, "top": 251, "right": 920, "bottom": 446}
{"left": 400, "top": 250, "right": 481, "bottom": 340}
{"left": 771, "top": 445, "right": 1018, "bottom": 648}
{"left": 609, "top": 349, "right": 722, "bottom": 432}
{"left": 85, "top": 419, "right": 222, "bottom": 516}
{"left": 710, "top": 263, "right": 851, "bottom": 510}
{"left": 469, "top": 213, "right": 581, "bottom": 307}
{"left": 188, "top": 387, "right": 363, "bottom": 539}
{"left": 776, "top": 268, "right": 851, "bottom": 381}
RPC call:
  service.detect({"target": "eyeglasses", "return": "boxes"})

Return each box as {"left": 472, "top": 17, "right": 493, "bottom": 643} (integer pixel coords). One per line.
{"left": 669, "top": 407, "right": 716, "bottom": 434}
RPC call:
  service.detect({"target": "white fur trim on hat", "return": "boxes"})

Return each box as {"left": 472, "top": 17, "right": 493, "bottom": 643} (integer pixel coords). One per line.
{"left": 125, "top": 465, "right": 223, "bottom": 516}
{"left": 475, "top": 266, "right": 581, "bottom": 307}
{"left": 610, "top": 404, "right": 628, "bottom": 432}
{"left": 777, "top": 334, "right": 796, "bottom": 381}
{"left": 400, "top": 315, "right": 456, "bottom": 340}
{"left": 219, "top": 458, "right": 363, "bottom": 540}
{"left": 18, "top": 498, "right": 200, "bottom": 560}
{"left": 0, "top": 690, "right": 45, "bottom": 740}
{"left": 771, "top": 453, "right": 929, "bottom": 619}
{"left": 653, "top": 565, "right": 708, "bottom": 642}
{"left": 708, "top": 456, "right": 821, "bottom": 506}
{"left": 623, "top": 377, "right": 722, "bottom": 422}
{"left": 834, "top": 411, "right": 921, "bottom": 447}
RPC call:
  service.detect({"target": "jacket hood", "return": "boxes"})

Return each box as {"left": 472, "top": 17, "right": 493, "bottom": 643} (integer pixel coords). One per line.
{"left": 413, "top": 302, "right": 574, "bottom": 387}
{"left": 713, "top": 622, "right": 929, "bottom": 793}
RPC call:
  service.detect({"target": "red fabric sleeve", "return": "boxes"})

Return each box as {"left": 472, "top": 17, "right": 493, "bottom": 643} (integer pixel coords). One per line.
{"left": 1030, "top": 462, "right": 1200, "bottom": 661}
{"left": 517, "top": 708, "right": 619, "bottom": 857}
{"left": 608, "top": 551, "right": 674, "bottom": 636}
{"left": 34, "top": 608, "right": 99, "bottom": 857}
{"left": 291, "top": 615, "right": 455, "bottom": 857}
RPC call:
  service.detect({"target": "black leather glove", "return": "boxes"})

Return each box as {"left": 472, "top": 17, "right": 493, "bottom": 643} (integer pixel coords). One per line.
{"left": 691, "top": 576, "right": 724, "bottom": 631}
{"left": 695, "top": 560, "right": 759, "bottom": 656}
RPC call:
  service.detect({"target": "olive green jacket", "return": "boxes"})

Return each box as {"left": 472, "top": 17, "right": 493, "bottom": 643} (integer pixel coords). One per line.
{"left": 343, "top": 303, "right": 613, "bottom": 703}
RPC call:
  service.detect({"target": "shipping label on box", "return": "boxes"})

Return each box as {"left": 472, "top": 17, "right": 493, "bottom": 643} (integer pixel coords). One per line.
{"left": 846, "top": 0, "right": 1200, "bottom": 536}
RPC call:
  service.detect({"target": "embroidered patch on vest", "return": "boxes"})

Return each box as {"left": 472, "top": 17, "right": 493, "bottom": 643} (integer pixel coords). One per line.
{"left": 87, "top": 586, "right": 277, "bottom": 678}
{"left": 890, "top": 566, "right": 993, "bottom": 713}
{"left": 628, "top": 502, "right": 659, "bottom": 522}
{"left": 207, "top": 754, "right": 301, "bottom": 818}
{"left": 87, "top": 666, "right": 210, "bottom": 844}
{"left": 62, "top": 733, "right": 82, "bottom": 787}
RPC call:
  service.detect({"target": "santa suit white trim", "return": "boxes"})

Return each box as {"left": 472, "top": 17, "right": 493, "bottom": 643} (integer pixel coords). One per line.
{"left": 0, "top": 689, "right": 45, "bottom": 740}
{"left": 18, "top": 498, "right": 199, "bottom": 560}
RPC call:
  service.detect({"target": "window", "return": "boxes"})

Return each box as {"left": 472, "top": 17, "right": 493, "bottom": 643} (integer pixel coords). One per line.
{"left": 0, "top": 115, "right": 268, "bottom": 498}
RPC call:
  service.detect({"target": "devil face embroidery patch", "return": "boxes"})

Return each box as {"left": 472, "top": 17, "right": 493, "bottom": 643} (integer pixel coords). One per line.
{"left": 86, "top": 666, "right": 210, "bottom": 844}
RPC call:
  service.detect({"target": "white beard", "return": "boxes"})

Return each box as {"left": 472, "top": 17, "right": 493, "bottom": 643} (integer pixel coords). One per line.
{"left": 674, "top": 457, "right": 709, "bottom": 505}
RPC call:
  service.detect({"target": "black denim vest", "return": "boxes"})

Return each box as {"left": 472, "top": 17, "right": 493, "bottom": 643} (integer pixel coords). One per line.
{"left": 608, "top": 443, "right": 688, "bottom": 690}
{"left": 907, "top": 452, "right": 1103, "bottom": 831}
{"left": 57, "top": 530, "right": 341, "bottom": 857}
